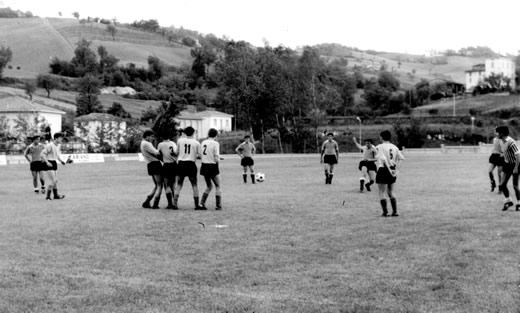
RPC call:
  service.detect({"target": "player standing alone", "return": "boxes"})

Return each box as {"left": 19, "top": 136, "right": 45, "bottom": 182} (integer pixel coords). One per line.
{"left": 488, "top": 135, "right": 504, "bottom": 193}
{"left": 375, "top": 130, "right": 404, "bottom": 217}
{"left": 140, "top": 129, "right": 163, "bottom": 209}
{"left": 496, "top": 126, "right": 520, "bottom": 211}
{"left": 352, "top": 136, "right": 377, "bottom": 192}
{"left": 157, "top": 131, "right": 178, "bottom": 209}
{"left": 236, "top": 135, "right": 256, "bottom": 184}
{"left": 320, "top": 132, "right": 339, "bottom": 184}
{"left": 199, "top": 128, "right": 222, "bottom": 210}
{"left": 173, "top": 126, "right": 201, "bottom": 210}
{"left": 40, "top": 132, "right": 67, "bottom": 200}
{"left": 24, "top": 135, "right": 46, "bottom": 194}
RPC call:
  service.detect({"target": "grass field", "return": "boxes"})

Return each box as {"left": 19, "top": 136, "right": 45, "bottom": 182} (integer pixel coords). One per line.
{"left": 1, "top": 153, "right": 519, "bottom": 312}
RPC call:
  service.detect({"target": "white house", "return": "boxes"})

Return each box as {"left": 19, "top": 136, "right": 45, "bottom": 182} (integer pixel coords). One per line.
{"left": 176, "top": 108, "right": 233, "bottom": 139}
{"left": 74, "top": 113, "right": 127, "bottom": 151}
{"left": 0, "top": 94, "right": 65, "bottom": 138}
{"left": 465, "top": 58, "right": 516, "bottom": 92}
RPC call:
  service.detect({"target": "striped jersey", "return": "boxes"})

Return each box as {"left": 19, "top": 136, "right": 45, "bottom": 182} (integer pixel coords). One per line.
{"left": 157, "top": 140, "right": 178, "bottom": 163}
{"left": 140, "top": 140, "right": 160, "bottom": 164}
{"left": 177, "top": 137, "right": 201, "bottom": 162}
{"left": 321, "top": 139, "right": 339, "bottom": 155}
{"left": 236, "top": 141, "right": 255, "bottom": 157}
{"left": 375, "top": 142, "right": 404, "bottom": 169}
{"left": 500, "top": 136, "right": 520, "bottom": 164}
{"left": 25, "top": 143, "right": 45, "bottom": 162}
{"left": 41, "top": 142, "right": 61, "bottom": 161}
{"left": 201, "top": 138, "right": 220, "bottom": 164}
{"left": 491, "top": 137, "right": 502, "bottom": 155}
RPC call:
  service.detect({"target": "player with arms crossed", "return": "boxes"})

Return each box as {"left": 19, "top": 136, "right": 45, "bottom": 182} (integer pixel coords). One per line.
{"left": 157, "top": 131, "right": 178, "bottom": 209}
{"left": 488, "top": 135, "right": 504, "bottom": 193}
{"left": 496, "top": 126, "right": 520, "bottom": 211}
{"left": 140, "top": 129, "right": 163, "bottom": 209}
{"left": 199, "top": 128, "right": 223, "bottom": 210}
{"left": 321, "top": 132, "right": 339, "bottom": 184}
{"left": 353, "top": 136, "right": 377, "bottom": 192}
{"left": 40, "top": 132, "right": 67, "bottom": 200}
{"left": 24, "top": 135, "right": 46, "bottom": 194}
{"left": 173, "top": 126, "right": 201, "bottom": 210}
{"left": 235, "top": 135, "right": 256, "bottom": 184}
{"left": 375, "top": 130, "right": 404, "bottom": 216}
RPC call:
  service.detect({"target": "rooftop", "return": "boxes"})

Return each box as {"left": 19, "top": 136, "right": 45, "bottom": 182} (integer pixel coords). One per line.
{"left": 0, "top": 94, "right": 66, "bottom": 114}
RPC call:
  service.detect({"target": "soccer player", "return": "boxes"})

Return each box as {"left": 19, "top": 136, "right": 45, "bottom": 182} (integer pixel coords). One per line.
{"left": 488, "top": 135, "right": 504, "bottom": 192}
{"left": 173, "top": 126, "right": 201, "bottom": 210}
{"left": 157, "top": 131, "right": 178, "bottom": 209}
{"left": 235, "top": 135, "right": 256, "bottom": 184}
{"left": 140, "top": 129, "right": 163, "bottom": 209}
{"left": 353, "top": 136, "right": 377, "bottom": 192}
{"left": 320, "top": 132, "right": 339, "bottom": 184}
{"left": 40, "top": 132, "right": 67, "bottom": 200}
{"left": 375, "top": 130, "right": 404, "bottom": 217}
{"left": 496, "top": 126, "right": 520, "bottom": 211}
{"left": 24, "top": 135, "right": 46, "bottom": 194}
{"left": 199, "top": 128, "right": 222, "bottom": 210}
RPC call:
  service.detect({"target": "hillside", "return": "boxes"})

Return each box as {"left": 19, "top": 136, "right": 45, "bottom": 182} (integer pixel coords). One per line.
{"left": 1, "top": 17, "right": 193, "bottom": 78}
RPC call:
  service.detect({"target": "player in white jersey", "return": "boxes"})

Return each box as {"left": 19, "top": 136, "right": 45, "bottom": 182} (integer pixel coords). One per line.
{"left": 173, "top": 126, "right": 201, "bottom": 210}
{"left": 199, "top": 128, "right": 222, "bottom": 210}
{"left": 353, "top": 136, "right": 377, "bottom": 192}
{"left": 157, "top": 132, "right": 178, "bottom": 209}
{"left": 488, "top": 136, "right": 504, "bottom": 193}
{"left": 375, "top": 130, "right": 404, "bottom": 217}
{"left": 40, "top": 132, "right": 67, "bottom": 200}
{"left": 140, "top": 129, "right": 163, "bottom": 209}
{"left": 235, "top": 135, "right": 256, "bottom": 184}
{"left": 320, "top": 132, "right": 339, "bottom": 184}
{"left": 495, "top": 126, "right": 520, "bottom": 211}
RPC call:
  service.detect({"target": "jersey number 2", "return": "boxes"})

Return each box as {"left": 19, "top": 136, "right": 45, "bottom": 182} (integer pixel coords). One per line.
{"left": 202, "top": 145, "right": 207, "bottom": 155}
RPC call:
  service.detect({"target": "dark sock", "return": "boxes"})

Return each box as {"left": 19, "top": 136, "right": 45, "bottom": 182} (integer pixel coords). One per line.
{"left": 369, "top": 180, "right": 374, "bottom": 186}
{"left": 53, "top": 188, "right": 59, "bottom": 198}
{"left": 360, "top": 179, "right": 365, "bottom": 190}
{"left": 390, "top": 198, "right": 397, "bottom": 214}
{"left": 152, "top": 196, "right": 160, "bottom": 208}
{"left": 194, "top": 196, "right": 199, "bottom": 207}
{"left": 251, "top": 174, "right": 255, "bottom": 184}
{"left": 329, "top": 174, "right": 333, "bottom": 184}
{"left": 46, "top": 189, "right": 52, "bottom": 199}
{"left": 216, "top": 195, "right": 222, "bottom": 208}
{"left": 243, "top": 174, "right": 247, "bottom": 183}
{"left": 502, "top": 184, "right": 510, "bottom": 198}
{"left": 166, "top": 193, "right": 173, "bottom": 206}
{"left": 489, "top": 172, "right": 495, "bottom": 184}
{"left": 144, "top": 195, "right": 153, "bottom": 205}
{"left": 200, "top": 193, "right": 209, "bottom": 206}
{"left": 380, "top": 199, "right": 388, "bottom": 215}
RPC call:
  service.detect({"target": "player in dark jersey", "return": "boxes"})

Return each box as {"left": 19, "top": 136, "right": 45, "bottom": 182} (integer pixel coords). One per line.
{"left": 496, "top": 126, "right": 520, "bottom": 211}
{"left": 24, "top": 135, "right": 46, "bottom": 193}
{"left": 353, "top": 136, "right": 377, "bottom": 192}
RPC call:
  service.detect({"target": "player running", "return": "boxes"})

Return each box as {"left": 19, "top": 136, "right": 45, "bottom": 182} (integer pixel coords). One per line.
{"left": 173, "top": 126, "right": 201, "bottom": 210}
{"left": 353, "top": 136, "right": 377, "bottom": 192}
{"left": 488, "top": 135, "right": 504, "bottom": 193}
{"left": 375, "top": 130, "right": 404, "bottom": 217}
{"left": 157, "top": 131, "right": 178, "bottom": 209}
{"left": 40, "top": 132, "right": 67, "bottom": 201}
{"left": 320, "top": 132, "right": 339, "bottom": 184}
{"left": 199, "top": 128, "right": 222, "bottom": 210}
{"left": 24, "top": 135, "right": 46, "bottom": 194}
{"left": 140, "top": 129, "right": 163, "bottom": 209}
{"left": 235, "top": 135, "right": 256, "bottom": 184}
{"left": 496, "top": 126, "right": 520, "bottom": 211}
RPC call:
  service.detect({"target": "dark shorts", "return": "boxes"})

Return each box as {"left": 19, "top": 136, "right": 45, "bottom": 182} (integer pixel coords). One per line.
{"left": 161, "top": 162, "right": 177, "bottom": 179}
{"left": 42, "top": 160, "right": 57, "bottom": 171}
{"left": 359, "top": 160, "right": 377, "bottom": 172}
{"left": 502, "top": 162, "right": 519, "bottom": 176}
{"left": 147, "top": 161, "right": 163, "bottom": 176}
{"left": 376, "top": 166, "right": 396, "bottom": 185}
{"left": 489, "top": 153, "right": 504, "bottom": 166}
{"left": 177, "top": 161, "right": 198, "bottom": 177}
{"left": 241, "top": 157, "right": 254, "bottom": 167}
{"left": 200, "top": 163, "right": 220, "bottom": 177}
{"left": 323, "top": 155, "right": 338, "bottom": 165}
{"left": 30, "top": 161, "right": 44, "bottom": 172}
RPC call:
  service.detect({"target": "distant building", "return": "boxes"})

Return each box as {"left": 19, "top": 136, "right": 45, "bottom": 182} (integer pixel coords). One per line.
{"left": 465, "top": 58, "right": 516, "bottom": 92}
{"left": 0, "top": 94, "right": 65, "bottom": 139}
{"left": 74, "top": 113, "right": 127, "bottom": 152}
{"left": 176, "top": 106, "right": 233, "bottom": 140}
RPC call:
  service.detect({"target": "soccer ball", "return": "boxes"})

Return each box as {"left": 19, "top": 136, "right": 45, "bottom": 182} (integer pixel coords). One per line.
{"left": 255, "top": 172, "right": 265, "bottom": 183}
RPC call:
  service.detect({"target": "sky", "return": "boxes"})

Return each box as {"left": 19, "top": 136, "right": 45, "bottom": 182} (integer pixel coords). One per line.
{"left": 4, "top": 0, "right": 520, "bottom": 55}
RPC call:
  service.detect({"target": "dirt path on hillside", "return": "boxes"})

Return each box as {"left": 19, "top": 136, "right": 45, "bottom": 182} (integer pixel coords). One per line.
{"left": 42, "top": 18, "right": 75, "bottom": 55}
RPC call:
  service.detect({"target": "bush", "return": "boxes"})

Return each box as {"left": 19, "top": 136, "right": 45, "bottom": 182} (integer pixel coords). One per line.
{"left": 428, "top": 109, "right": 439, "bottom": 115}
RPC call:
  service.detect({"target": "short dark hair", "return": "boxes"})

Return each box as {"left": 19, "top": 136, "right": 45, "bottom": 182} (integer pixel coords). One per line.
{"left": 143, "top": 129, "right": 154, "bottom": 138}
{"left": 208, "top": 128, "right": 218, "bottom": 138}
{"left": 184, "top": 126, "right": 195, "bottom": 136}
{"left": 380, "top": 130, "right": 392, "bottom": 141}
{"left": 53, "top": 132, "right": 63, "bottom": 140}
{"left": 364, "top": 139, "right": 374, "bottom": 144}
{"left": 244, "top": 135, "right": 250, "bottom": 139}
{"left": 327, "top": 132, "right": 334, "bottom": 137}
{"left": 496, "top": 125, "right": 509, "bottom": 137}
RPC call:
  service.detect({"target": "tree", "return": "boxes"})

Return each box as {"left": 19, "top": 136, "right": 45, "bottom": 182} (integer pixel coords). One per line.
{"left": 0, "top": 46, "right": 13, "bottom": 78}
{"left": 98, "top": 46, "right": 119, "bottom": 72}
{"left": 107, "top": 102, "right": 131, "bottom": 118}
{"left": 76, "top": 74, "right": 104, "bottom": 116}
{"left": 147, "top": 56, "right": 165, "bottom": 81}
{"left": 377, "top": 71, "right": 400, "bottom": 92}
{"left": 152, "top": 96, "right": 184, "bottom": 138}
{"left": 24, "top": 82, "right": 36, "bottom": 100}
{"left": 70, "top": 39, "right": 98, "bottom": 76}
{"left": 106, "top": 24, "right": 117, "bottom": 41}
{"left": 36, "top": 74, "right": 60, "bottom": 98}
{"left": 73, "top": 12, "right": 80, "bottom": 19}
